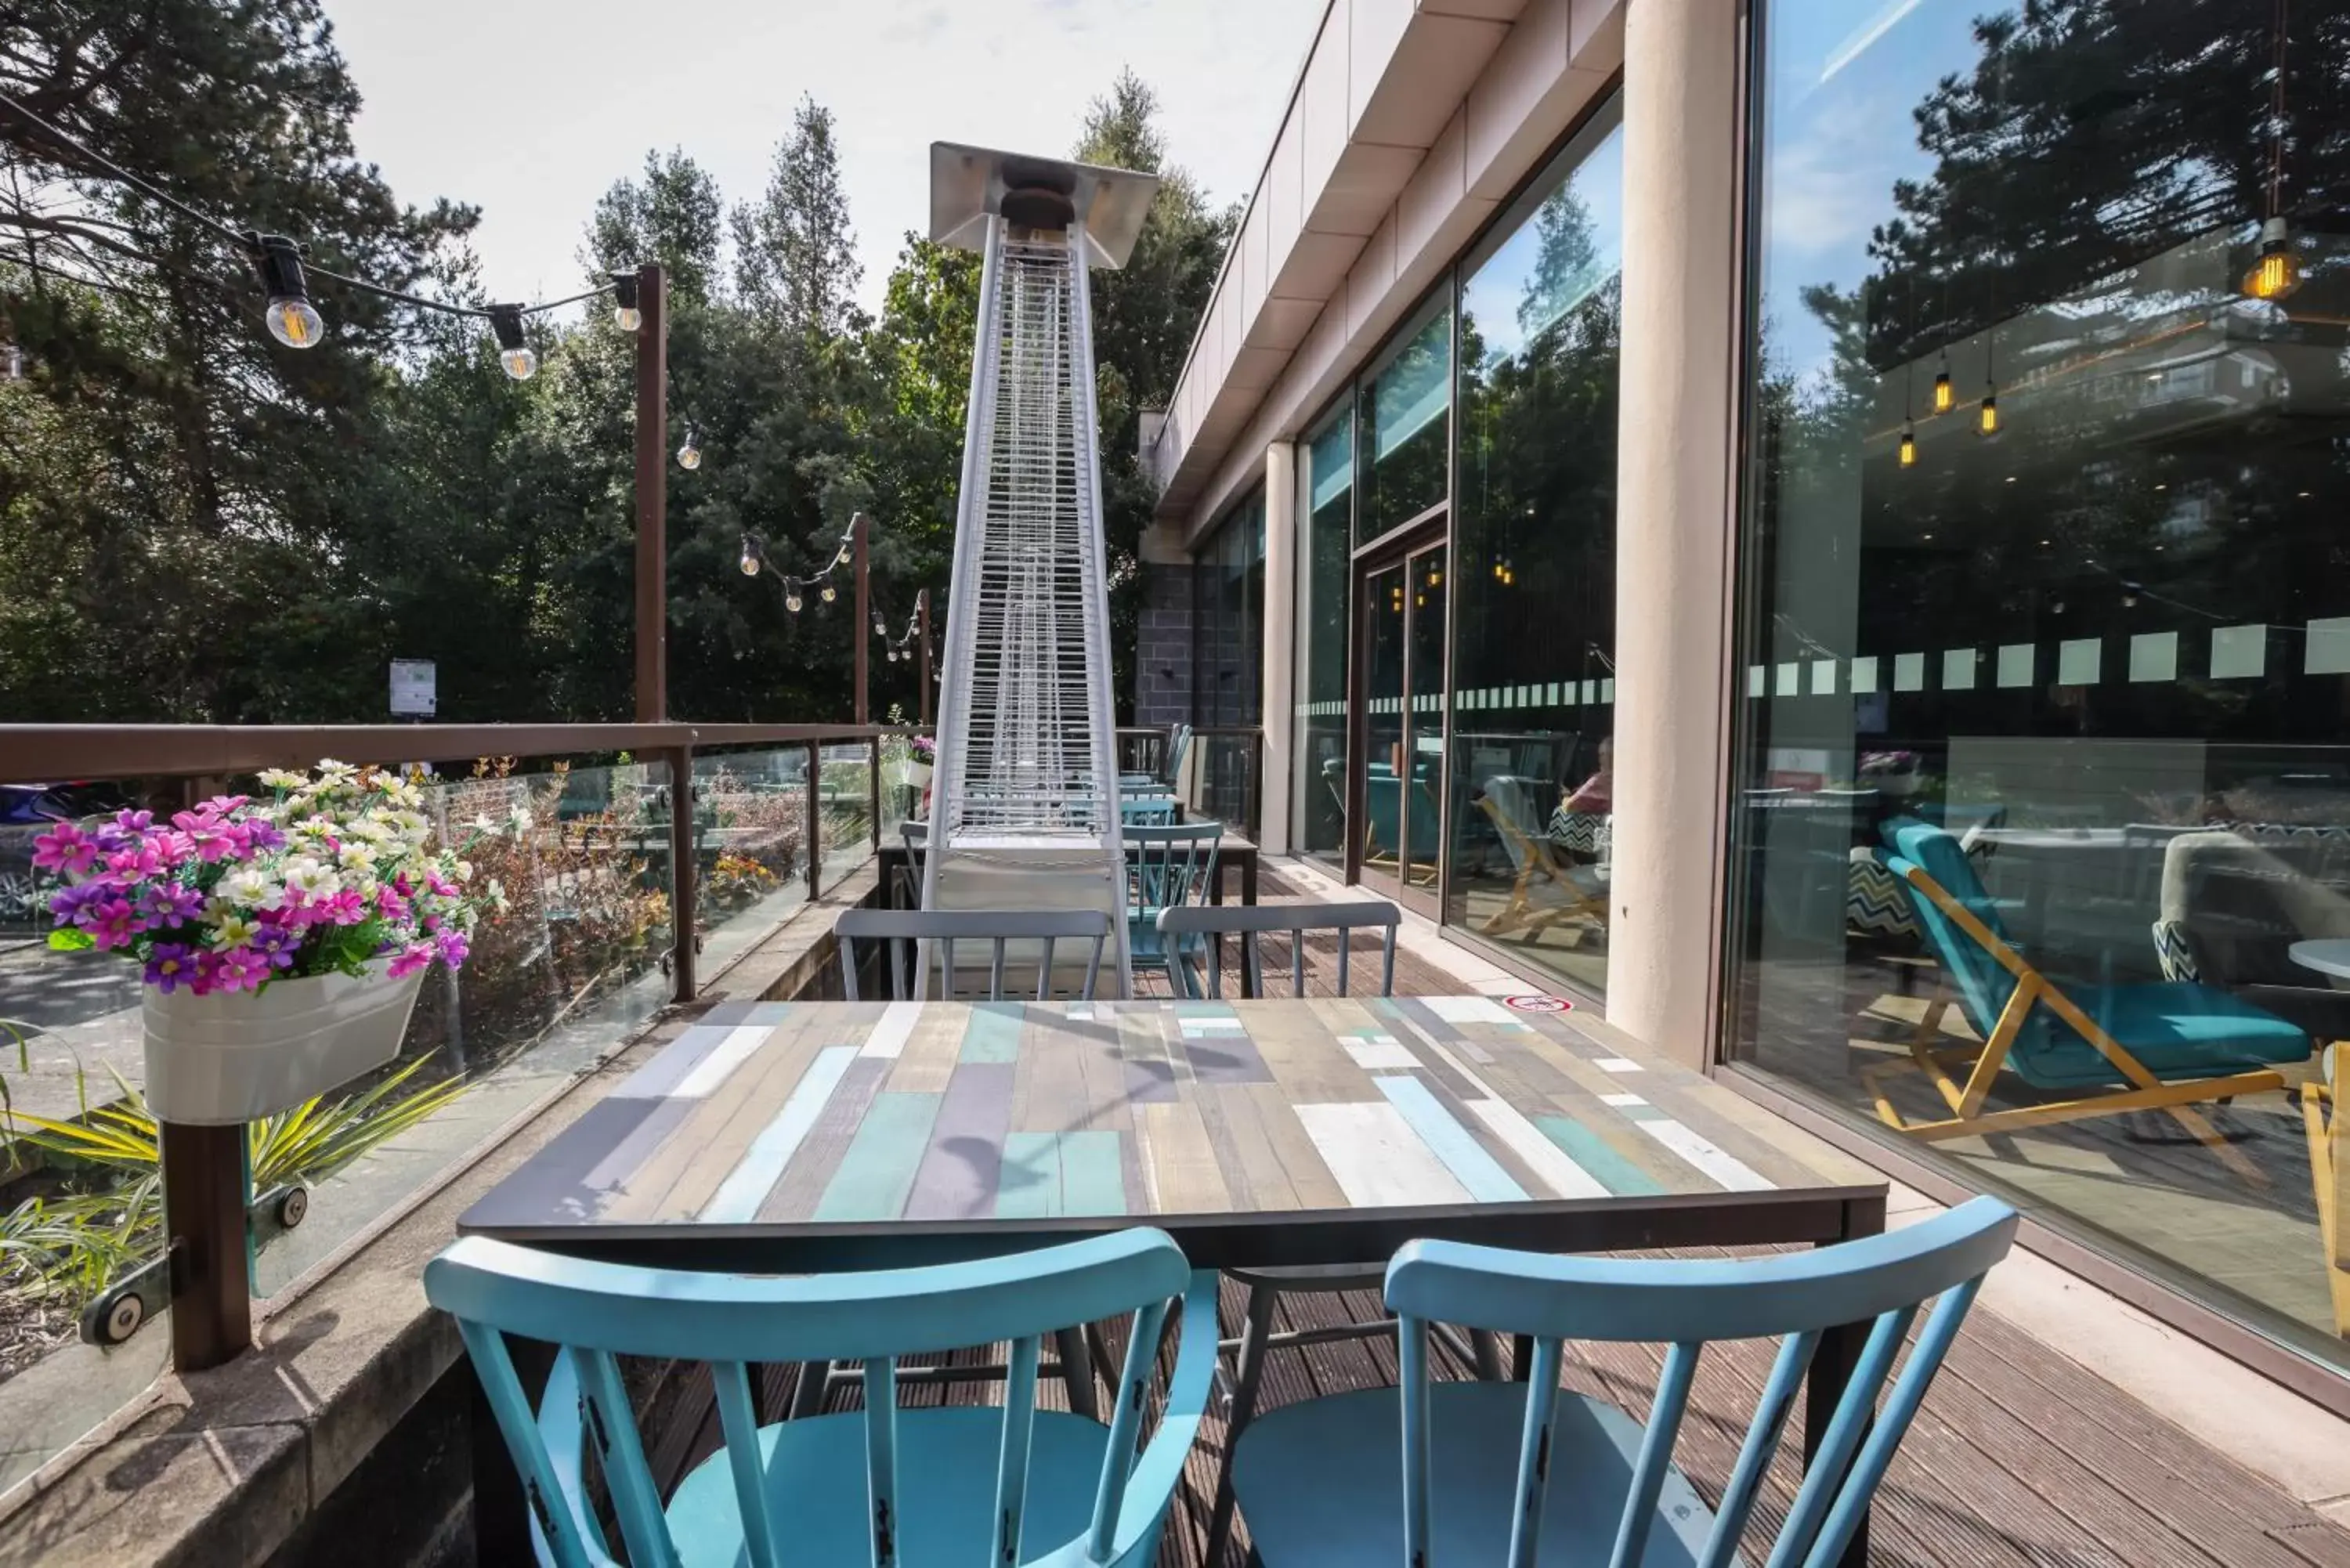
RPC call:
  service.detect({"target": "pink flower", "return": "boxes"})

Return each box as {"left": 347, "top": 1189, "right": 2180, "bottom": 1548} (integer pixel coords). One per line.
{"left": 113, "top": 809, "right": 154, "bottom": 834}
{"left": 31, "top": 822, "right": 99, "bottom": 879}
{"left": 316, "top": 887, "right": 368, "bottom": 926}
{"left": 86, "top": 898, "right": 146, "bottom": 949}
{"left": 173, "top": 811, "right": 241, "bottom": 862}
{"left": 149, "top": 830, "right": 193, "bottom": 869}
{"left": 100, "top": 844, "right": 162, "bottom": 888}
{"left": 198, "top": 794, "right": 249, "bottom": 815}
{"left": 424, "top": 870, "right": 459, "bottom": 898}
{"left": 385, "top": 942, "right": 436, "bottom": 980}
{"left": 434, "top": 930, "right": 471, "bottom": 969}
{"left": 209, "top": 945, "right": 272, "bottom": 992}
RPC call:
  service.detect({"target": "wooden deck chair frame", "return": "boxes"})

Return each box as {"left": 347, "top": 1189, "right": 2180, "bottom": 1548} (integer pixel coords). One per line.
{"left": 1472, "top": 793, "right": 1607, "bottom": 940}
{"left": 1861, "top": 858, "right": 2285, "bottom": 1185}
{"left": 2307, "top": 1046, "right": 2348, "bottom": 1335}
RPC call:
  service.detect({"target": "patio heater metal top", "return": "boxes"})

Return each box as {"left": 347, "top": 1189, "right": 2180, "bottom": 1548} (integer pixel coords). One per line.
{"left": 927, "top": 143, "right": 1159, "bottom": 269}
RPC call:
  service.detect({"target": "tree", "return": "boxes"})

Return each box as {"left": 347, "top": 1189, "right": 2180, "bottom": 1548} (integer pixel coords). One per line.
{"left": 581, "top": 149, "right": 725, "bottom": 305}
{"left": 733, "top": 97, "right": 864, "bottom": 343}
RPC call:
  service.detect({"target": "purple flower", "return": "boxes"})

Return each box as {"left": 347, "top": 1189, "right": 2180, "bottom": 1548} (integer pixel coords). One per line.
{"left": 144, "top": 943, "right": 197, "bottom": 994}
{"left": 240, "top": 819, "right": 287, "bottom": 854}
{"left": 385, "top": 941, "right": 436, "bottom": 980}
{"left": 434, "top": 930, "right": 471, "bottom": 970}
{"left": 31, "top": 822, "right": 98, "bottom": 879}
{"left": 250, "top": 925, "right": 299, "bottom": 970}
{"left": 48, "top": 882, "right": 103, "bottom": 926}
{"left": 141, "top": 883, "right": 204, "bottom": 927}
{"left": 113, "top": 808, "right": 154, "bottom": 835}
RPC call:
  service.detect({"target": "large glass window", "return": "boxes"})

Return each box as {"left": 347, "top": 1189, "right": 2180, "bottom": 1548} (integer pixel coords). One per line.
{"left": 1193, "top": 489, "right": 1265, "bottom": 728}
{"left": 1295, "top": 400, "right": 1354, "bottom": 865}
{"left": 1730, "top": 1, "right": 2350, "bottom": 1375}
{"left": 1446, "top": 96, "right": 1626, "bottom": 999}
{"left": 1359, "top": 294, "right": 1452, "bottom": 541}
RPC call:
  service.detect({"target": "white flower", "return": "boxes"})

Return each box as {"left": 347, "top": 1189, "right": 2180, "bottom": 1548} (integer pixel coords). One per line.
{"left": 345, "top": 817, "right": 391, "bottom": 844}
{"left": 454, "top": 859, "right": 474, "bottom": 881}
{"left": 486, "top": 877, "right": 510, "bottom": 912}
{"left": 257, "top": 768, "right": 306, "bottom": 791}
{"left": 387, "top": 809, "right": 431, "bottom": 843}
{"left": 280, "top": 858, "right": 342, "bottom": 900}
{"left": 215, "top": 867, "right": 277, "bottom": 909}
{"left": 507, "top": 806, "right": 533, "bottom": 835}
{"left": 470, "top": 812, "right": 496, "bottom": 832}
{"left": 314, "top": 758, "right": 354, "bottom": 778}
{"left": 336, "top": 840, "right": 381, "bottom": 873}
{"left": 209, "top": 912, "right": 258, "bottom": 949}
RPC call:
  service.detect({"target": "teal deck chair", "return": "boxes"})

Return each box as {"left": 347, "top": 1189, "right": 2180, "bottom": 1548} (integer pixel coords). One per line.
{"left": 1125, "top": 819, "right": 1222, "bottom": 977}
{"left": 427, "top": 1229, "right": 1217, "bottom": 1568}
{"left": 1231, "top": 1198, "right": 2019, "bottom": 1568}
{"left": 1875, "top": 819, "right": 2305, "bottom": 1180}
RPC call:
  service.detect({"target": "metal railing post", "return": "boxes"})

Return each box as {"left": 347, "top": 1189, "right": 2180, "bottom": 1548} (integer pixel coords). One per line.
{"left": 806, "top": 739, "right": 823, "bottom": 901}
{"left": 666, "top": 744, "right": 697, "bottom": 1003}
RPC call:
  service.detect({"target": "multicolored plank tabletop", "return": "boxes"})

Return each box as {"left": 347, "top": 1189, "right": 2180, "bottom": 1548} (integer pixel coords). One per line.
{"left": 460, "top": 998, "right": 1884, "bottom": 1269}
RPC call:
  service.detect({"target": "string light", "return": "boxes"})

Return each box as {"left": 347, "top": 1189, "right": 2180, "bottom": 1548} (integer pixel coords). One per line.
{"left": 739, "top": 534, "right": 761, "bottom": 576}
{"left": 819, "top": 583, "right": 837, "bottom": 605}
{"left": 251, "top": 233, "right": 322, "bottom": 349}
{"left": 611, "top": 272, "right": 642, "bottom": 332}
{"left": 490, "top": 305, "right": 537, "bottom": 381}
{"left": 677, "top": 427, "right": 702, "bottom": 470}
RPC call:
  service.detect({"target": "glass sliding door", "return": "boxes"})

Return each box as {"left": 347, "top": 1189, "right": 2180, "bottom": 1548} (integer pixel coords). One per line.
{"left": 1445, "top": 94, "right": 1626, "bottom": 999}
{"left": 1356, "top": 541, "right": 1448, "bottom": 909}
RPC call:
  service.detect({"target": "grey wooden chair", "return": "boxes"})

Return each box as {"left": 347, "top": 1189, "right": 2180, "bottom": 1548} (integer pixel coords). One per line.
{"left": 1155, "top": 900, "right": 1504, "bottom": 1568}
{"left": 834, "top": 905, "right": 1111, "bottom": 1001}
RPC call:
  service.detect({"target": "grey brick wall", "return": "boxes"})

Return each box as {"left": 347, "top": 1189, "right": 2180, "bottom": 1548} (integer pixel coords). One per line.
{"left": 1133, "top": 564, "right": 1192, "bottom": 728}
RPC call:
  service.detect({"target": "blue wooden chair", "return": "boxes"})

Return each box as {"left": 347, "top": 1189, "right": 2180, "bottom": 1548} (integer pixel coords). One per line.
{"left": 1125, "top": 820, "right": 1222, "bottom": 980}
{"left": 1875, "top": 819, "right": 2306, "bottom": 1183}
{"left": 1230, "top": 1197, "right": 2019, "bottom": 1568}
{"left": 427, "top": 1228, "right": 1217, "bottom": 1568}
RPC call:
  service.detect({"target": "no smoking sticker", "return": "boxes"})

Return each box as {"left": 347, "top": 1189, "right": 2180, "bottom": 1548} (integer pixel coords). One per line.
{"left": 1504, "top": 994, "right": 1572, "bottom": 1013}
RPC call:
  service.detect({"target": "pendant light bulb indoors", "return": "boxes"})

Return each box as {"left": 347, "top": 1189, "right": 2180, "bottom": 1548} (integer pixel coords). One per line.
{"left": 1978, "top": 389, "right": 2000, "bottom": 436}
{"left": 1898, "top": 425, "right": 1918, "bottom": 468}
{"left": 2243, "top": 215, "right": 2302, "bottom": 301}
{"left": 1932, "top": 359, "right": 1954, "bottom": 414}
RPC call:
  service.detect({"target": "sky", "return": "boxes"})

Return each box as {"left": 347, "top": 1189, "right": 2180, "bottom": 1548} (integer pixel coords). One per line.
{"left": 324, "top": 0, "right": 1325, "bottom": 317}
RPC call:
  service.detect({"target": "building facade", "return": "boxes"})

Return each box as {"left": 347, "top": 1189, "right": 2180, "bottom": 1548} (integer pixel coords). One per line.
{"left": 1143, "top": 0, "right": 2350, "bottom": 1404}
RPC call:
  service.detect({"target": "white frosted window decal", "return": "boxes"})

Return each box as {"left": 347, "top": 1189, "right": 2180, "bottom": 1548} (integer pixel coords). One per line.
{"left": 2309, "top": 617, "right": 2350, "bottom": 676}
{"left": 1894, "top": 652, "right": 1925, "bottom": 692}
{"left": 1849, "top": 656, "right": 1878, "bottom": 694}
{"left": 1810, "top": 659, "right": 1837, "bottom": 695}
{"left": 2210, "top": 624, "right": 2266, "bottom": 680}
{"left": 2057, "top": 638, "right": 2101, "bottom": 686}
{"left": 1748, "top": 666, "right": 1766, "bottom": 697}
{"left": 2129, "top": 632, "right": 2177, "bottom": 683}
{"left": 1996, "top": 644, "right": 2034, "bottom": 688}
{"left": 1775, "top": 663, "right": 1800, "bottom": 696}
{"left": 1943, "top": 649, "right": 1977, "bottom": 690}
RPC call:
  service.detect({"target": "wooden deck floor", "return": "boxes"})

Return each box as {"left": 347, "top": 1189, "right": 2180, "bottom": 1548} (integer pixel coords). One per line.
{"left": 1119, "top": 866, "right": 2350, "bottom": 1566}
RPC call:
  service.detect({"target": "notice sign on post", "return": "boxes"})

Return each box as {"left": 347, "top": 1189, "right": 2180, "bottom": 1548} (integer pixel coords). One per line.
{"left": 389, "top": 659, "right": 436, "bottom": 718}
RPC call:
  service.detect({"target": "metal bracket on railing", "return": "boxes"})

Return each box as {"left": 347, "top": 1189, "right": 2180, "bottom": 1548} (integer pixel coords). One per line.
{"left": 78, "top": 1183, "right": 309, "bottom": 1348}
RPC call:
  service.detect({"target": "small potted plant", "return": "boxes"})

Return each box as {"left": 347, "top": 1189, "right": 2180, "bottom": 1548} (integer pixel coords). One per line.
{"left": 33, "top": 761, "right": 508, "bottom": 1125}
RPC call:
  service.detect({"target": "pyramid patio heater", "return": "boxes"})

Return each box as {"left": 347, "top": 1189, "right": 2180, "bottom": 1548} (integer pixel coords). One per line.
{"left": 918, "top": 143, "right": 1158, "bottom": 997}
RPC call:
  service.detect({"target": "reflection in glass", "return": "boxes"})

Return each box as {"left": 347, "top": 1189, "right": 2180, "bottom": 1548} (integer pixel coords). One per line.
{"left": 1359, "top": 295, "right": 1452, "bottom": 542}
{"left": 1361, "top": 562, "right": 1408, "bottom": 895}
{"left": 1731, "top": 0, "right": 2350, "bottom": 1373}
{"left": 1195, "top": 490, "right": 1266, "bottom": 728}
{"left": 1296, "top": 403, "right": 1354, "bottom": 865}
{"left": 1446, "top": 95, "right": 1625, "bottom": 1000}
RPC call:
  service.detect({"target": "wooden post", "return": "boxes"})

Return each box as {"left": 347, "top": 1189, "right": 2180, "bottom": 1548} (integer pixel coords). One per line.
{"left": 163, "top": 1121, "right": 251, "bottom": 1371}
{"left": 867, "top": 735, "right": 882, "bottom": 852}
{"left": 666, "top": 745, "right": 696, "bottom": 1003}
{"left": 852, "top": 511, "right": 870, "bottom": 725}
{"left": 916, "top": 590, "right": 934, "bottom": 727}
{"left": 634, "top": 262, "right": 667, "bottom": 723}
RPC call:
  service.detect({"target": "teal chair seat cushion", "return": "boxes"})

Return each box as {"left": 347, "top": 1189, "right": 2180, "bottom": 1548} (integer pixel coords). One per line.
{"left": 1231, "top": 1382, "right": 1727, "bottom": 1568}
{"left": 2007, "top": 981, "right": 2310, "bottom": 1090}
{"left": 667, "top": 1406, "right": 1120, "bottom": 1568}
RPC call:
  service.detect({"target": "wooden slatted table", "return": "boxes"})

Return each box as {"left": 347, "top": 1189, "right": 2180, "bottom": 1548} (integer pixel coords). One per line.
{"left": 461, "top": 997, "right": 1886, "bottom": 1565}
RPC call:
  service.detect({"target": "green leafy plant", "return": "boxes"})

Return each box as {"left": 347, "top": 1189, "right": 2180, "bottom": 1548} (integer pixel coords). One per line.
{"left": 0, "top": 1056, "right": 465, "bottom": 1308}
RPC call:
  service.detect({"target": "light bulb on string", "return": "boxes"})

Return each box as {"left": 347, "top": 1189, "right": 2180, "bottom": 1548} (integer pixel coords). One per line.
{"left": 2243, "top": 216, "right": 2302, "bottom": 301}
{"left": 739, "top": 535, "right": 760, "bottom": 576}
{"left": 784, "top": 583, "right": 803, "bottom": 613}
{"left": 1978, "top": 388, "right": 2000, "bottom": 437}
{"left": 819, "top": 583, "right": 837, "bottom": 605}
{"left": 489, "top": 305, "right": 537, "bottom": 381}
{"left": 677, "top": 428, "right": 702, "bottom": 470}
{"left": 1898, "top": 425, "right": 1918, "bottom": 468}
{"left": 835, "top": 544, "right": 853, "bottom": 569}
{"left": 610, "top": 272, "right": 642, "bottom": 332}
{"left": 1932, "top": 354, "right": 1954, "bottom": 414}
{"left": 251, "top": 233, "right": 323, "bottom": 349}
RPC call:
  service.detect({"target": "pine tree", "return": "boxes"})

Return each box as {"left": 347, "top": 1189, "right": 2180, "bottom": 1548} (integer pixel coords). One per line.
{"left": 732, "top": 96, "right": 863, "bottom": 343}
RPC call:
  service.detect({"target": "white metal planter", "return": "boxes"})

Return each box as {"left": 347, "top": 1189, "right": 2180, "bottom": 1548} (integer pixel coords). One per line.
{"left": 141, "top": 963, "right": 425, "bottom": 1125}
